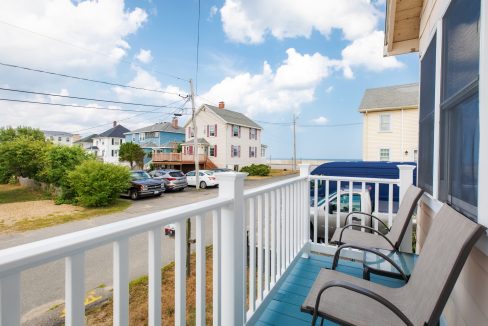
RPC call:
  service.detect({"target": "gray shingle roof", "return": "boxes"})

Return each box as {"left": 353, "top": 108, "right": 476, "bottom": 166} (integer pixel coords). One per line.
{"left": 204, "top": 105, "right": 262, "bottom": 129}
{"left": 74, "top": 134, "right": 97, "bottom": 143}
{"left": 42, "top": 130, "right": 73, "bottom": 137}
{"left": 97, "top": 124, "right": 130, "bottom": 138}
{"left": 358, "top": 83, "right": 419, "bottom": 112}
{"left": 125, "top": 122, "right": 185, "bottom": 134}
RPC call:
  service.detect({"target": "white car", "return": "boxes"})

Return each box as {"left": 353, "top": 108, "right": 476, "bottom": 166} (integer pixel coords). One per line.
{"left": 186, "top": 170, "right": 218, "bottom": 189}
{"left": 310, "top": 188, "right": 373, "bottom": 240}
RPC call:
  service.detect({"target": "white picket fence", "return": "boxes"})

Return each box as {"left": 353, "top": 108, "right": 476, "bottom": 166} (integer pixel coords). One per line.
{"left": 0, "top": 164, "right": 414, "bottom": 326}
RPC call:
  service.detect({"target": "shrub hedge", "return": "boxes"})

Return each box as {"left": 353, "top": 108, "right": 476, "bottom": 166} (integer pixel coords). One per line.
{"left": 240, "top": 164, "right": 270, "bottom": 176}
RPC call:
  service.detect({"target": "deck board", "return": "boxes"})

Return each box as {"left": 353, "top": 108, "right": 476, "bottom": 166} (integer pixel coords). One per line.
{"left": 251, "top": 254, "right": 405, "bottom": 325}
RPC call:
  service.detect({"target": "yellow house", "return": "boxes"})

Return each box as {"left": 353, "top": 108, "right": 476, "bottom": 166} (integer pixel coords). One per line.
{"left": 359, "top": 83, "right": 419, "bottom": 162}
{"left": 385, "top": 0, "right": 488, "bottom": 325}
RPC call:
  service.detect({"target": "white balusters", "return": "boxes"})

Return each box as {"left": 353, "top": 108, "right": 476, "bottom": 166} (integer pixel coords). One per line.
{"left": 264, "top": 192, "right": 270, "bottom": 293}
{"left": 257, "top": 195, "right": 263, "bottom": 302}
{"left": 148, "top": 228, "right": 162, "bottom": 326}
{"left": 175, "top": 221, "right": 187, "bottom": 326}
{"left": 336, "top": 181, "right": 341, "bottom": 231}
{"left": 65, "top": 252, "right": 85, "bottom": 326}
{"left": 324, "top": 180, "right": 329, "bottom": 243}
{"left": 113, "top": 239, "right": 129, "bottom": 326}
{"left": 388, "top": 183, "right": 394, "bottom": 227}
{"left": 247, "top": 199, "right": 256, "bottom": 313}
{"left": 212, "top": 209, "right": 221, "bottom": 326}
{"left": 313, "top": 179, "right": 318, "bottom": 244}
{"left": 196, "top": 215, "right": 206, "bottom": 326}
{"left": 374, "top": 183, "right": 380, "bottom": 230}
{"left": 0, "top": 272, "right": 20, "bottom": 326}
{"left": 270, "top": 190, "right": 276, "bottom": 285}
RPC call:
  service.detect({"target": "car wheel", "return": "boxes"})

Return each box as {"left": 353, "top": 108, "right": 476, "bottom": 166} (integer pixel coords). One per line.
{"left": 199, "top": 181, "right": 207, "bottom": 189}
{"left": 130, "top": 190, "right": 139, "bottom": 200}
{"left": 179, "top": 188, "right": 184, "bottom": 191}
{"left": 156, "top": 193, "right": 162, "bottom": 197}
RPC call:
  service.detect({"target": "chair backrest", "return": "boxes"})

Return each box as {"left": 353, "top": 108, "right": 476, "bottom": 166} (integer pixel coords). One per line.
{"left": 403, "top": 204, "right": 486, "bottom": 325}
{"left": 386, "top": 185, "right": 424, "bottom": 248}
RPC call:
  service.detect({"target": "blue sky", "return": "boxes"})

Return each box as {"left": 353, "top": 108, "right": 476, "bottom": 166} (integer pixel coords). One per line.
{"left": 0, "top": 0, "right": 419, "bottom": 159}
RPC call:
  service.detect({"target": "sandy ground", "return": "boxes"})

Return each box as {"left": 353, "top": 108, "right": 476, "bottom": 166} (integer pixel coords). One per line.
{"left": 0, "top": 200, "right": 81, "bottom": 226}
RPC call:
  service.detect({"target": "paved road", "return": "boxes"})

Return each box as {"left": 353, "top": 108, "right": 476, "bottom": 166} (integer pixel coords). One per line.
{"left": 0, "top": 174, "right": 297, "bottom": 318}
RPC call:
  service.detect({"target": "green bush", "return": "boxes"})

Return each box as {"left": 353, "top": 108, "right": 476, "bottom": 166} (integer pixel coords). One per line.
{"left": 0, "top": 136, "right": 48, "bottom": 181}
{"left": 66, "top": 161, "right": 131, "bottom": 207}
{"left": 240, "top": 164, "right": 270, "bottom": 176}
{"left": 38, "top": 145, "right": 92, "bottom": 186}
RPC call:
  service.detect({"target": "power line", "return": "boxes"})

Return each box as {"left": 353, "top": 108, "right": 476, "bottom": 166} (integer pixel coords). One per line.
{"left": 0, "top": 62, "right": 187, "bottom": 97}
{"left": 0, "top": 19, "right": 189, "bottom": 82}
{"left": 72, "top": 98, "right": 189, "bottom": 133}
{"left": 0, "top": 98, "right": 185, "bottom": 113}
{"left": 0, "top": 86, "right": 183, "bottom": 109}
{"left": 195, "top": 0, "right": 201, "bottom": 94}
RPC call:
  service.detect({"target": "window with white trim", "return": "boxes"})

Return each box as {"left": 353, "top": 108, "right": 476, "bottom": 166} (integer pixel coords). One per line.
{"left": 379, "top": 148, "right": 390, "bottom": 161}
{"left": 249, "top": 128, "right": 257, "bottom": 140}
{"left": 379, "top": 114, "right": 391, "bottom": 132}
{"left": 231, "top": 145, "right": 239, "bottom": 157}
{"left": 209, "top": 125, "right": 216, "bottom": 136}
{"left": 232, "top": 125, "right": 239, "bottom": 137}
{"left": 249, "top": 146, "right": 257, "bottom": 158}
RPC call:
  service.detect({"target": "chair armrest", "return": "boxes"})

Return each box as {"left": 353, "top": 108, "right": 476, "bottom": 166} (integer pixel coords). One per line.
{"left": 332, "top": 244, "right": 407, "bottom": 281}
{"left": 312, "top": 280, "right": 413, "bottom": 326}
{"left": 346, "top": 211, "right": 390, "bottom": 232}
{"left": 338, "top": 225, "right": 396, "bottom": 250}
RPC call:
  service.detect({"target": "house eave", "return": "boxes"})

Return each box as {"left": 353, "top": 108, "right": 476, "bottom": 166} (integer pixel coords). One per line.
{"left": 384, "top": 0, "right": 423, "bottom": 56}
{"left": 359, "top": 105, "right": 418, "bottom": 113}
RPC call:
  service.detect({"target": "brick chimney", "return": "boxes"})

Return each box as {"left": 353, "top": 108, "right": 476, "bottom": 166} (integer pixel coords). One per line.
{"left": 113, "top": 121, "right": 117, "bottom": 127}
{"left": 218, "top": 101, "right": 225, "bottom": 109}
{"left": 172, "top": 117, "right": 178, "bottom": 128}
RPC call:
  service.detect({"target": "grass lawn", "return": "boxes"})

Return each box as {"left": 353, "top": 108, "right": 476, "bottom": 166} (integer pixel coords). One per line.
{"left": 0, "top": 184, "right": 131, "bottom": 233}
{"left": 86, "top": 247, "right": 214, "bottom": 326}
{"left": 0, "top": 184, "right": 52, "bottom": 204}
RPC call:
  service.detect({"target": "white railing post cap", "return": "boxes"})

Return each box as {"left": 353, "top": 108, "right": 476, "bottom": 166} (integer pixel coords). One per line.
{"left": 298, "top": 164, "right": 311, "bottom": 177}
{"left": 214, "top": 171, "right": 248, "bottom": 181}
{"left": 397, "top": 164, "right": 416, "bottom": 171}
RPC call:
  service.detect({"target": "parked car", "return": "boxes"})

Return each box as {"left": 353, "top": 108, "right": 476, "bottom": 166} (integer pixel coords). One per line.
{"left": 310, "top": 187, "right": 380, "bottom": 240}
{"left": 122, "top": 170, "right": 165, "bottom": 200}
{"left": 149, "top": 169, "right": 187, "bottom": 191}
{"left": 210, "top": 168, "right": 233, "bottom": 173}
{"left": 186, "top": 170, "right": 218, "bottom": 189}
{"left": 164, "top": 224, "right": 176, "bottom": 236}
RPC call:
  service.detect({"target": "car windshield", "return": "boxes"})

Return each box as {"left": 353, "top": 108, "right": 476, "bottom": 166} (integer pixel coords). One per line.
{"left": 169, "top": 171, "right": 184, "bottom": 177}
{"left": 204, "top": 171, "right": 214, "bottom": 175}
{"left": 131, "top": 171, "right": 151, "bottom": 180}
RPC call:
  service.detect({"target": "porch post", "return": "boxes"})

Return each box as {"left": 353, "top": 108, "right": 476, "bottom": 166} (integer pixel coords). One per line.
{"left": 218, "top": 172, "right": 247, "bottom": 325}
{"left": 299, "top": 164, "right": 311, "bottom": 258}
{"left": 397, "top": 165, "right": 416, "bottom": 253}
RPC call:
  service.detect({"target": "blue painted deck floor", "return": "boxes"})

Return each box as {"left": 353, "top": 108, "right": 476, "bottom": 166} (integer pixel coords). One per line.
{"left": 254, "top": 254, "right": 405, "bottom": 326}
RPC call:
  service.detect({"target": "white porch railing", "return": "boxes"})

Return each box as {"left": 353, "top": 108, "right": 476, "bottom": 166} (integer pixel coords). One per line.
{"left": 0, "top": 164, "right": 414, "bottom": 326}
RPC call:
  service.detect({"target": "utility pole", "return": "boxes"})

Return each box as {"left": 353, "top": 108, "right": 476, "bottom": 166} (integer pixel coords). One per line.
{"left": 292, "top": 113, "right": 297, "bottom": 171}
{"left": 189, "top": 79, "right": 200, "bottom": 189}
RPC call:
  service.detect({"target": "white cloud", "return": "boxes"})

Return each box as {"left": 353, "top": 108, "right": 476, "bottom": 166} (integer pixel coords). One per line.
{"left": 208, "top": 6, "right": 218, "bottom": 20}
{"left": 220, "top": 0, "right": 380, "bottom": 44}
{"left": 135, "top": 49, "right": 153, "bottom": 64}
{"left": 0, "top": 0, "right": 148, "bottom": 72}
{"left": 312, "top": 116, "right": 328, "bottom": 125}
{"left": 112, "top": 66, "right": 186, "bottom": 102}
{"left": 325, "top": 86, "right": 334, "bottom": 94}
{"left": 202, "top": 48, "right": 340, "bottom": 116}
{"left": 341, "top": 30, "right": 404, "bottom": 78}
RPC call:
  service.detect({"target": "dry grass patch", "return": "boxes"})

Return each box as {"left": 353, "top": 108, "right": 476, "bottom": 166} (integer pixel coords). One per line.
{"left": 0, "top": 184, "right": 51, "bottom": 204}
{"left": 86, "top": 247, "right": 215, "bottom": 326}
{"left": 0, "top": 199, "right": 131, "bottom": 233}
{"left": 246, "top": 169, "right": 298, "bottom": 180}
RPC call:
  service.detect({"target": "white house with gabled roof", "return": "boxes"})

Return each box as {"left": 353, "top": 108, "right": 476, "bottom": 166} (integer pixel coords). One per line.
{"left": 183, "top": 102, "right": 266, "bottom": 170}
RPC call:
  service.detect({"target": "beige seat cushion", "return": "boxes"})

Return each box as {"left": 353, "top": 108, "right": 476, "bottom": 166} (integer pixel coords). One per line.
{"left": 302, "top": 268, "right": 406, "bottom": 326}
{"left": 330, "top": 227, "right": 394, "bottom": 250}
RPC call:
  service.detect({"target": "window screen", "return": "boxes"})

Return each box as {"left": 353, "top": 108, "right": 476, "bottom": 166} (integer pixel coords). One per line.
{"left": 439, "top": 0, "right": 480, "bottom": 221}
{"left": 418, "top": 34, "right": 436, "bottom": 195}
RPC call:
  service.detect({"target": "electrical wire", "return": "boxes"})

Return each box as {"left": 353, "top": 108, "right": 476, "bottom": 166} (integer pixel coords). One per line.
{"left": 0, "top": 62, "right": 186, "bottom": 97}
{"left": 0, "top": 86, "right": 182, "bottom": 109}
{"left": 0, "top": 19, "right": 189, "bottom": 82}
{"left": 0, "top": 98, "right": 184, "bottom": 113}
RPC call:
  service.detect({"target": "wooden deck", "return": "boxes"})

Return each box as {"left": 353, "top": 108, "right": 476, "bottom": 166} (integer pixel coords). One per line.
{"left": 253, "top": 254, "right": 405, "bottom": 326}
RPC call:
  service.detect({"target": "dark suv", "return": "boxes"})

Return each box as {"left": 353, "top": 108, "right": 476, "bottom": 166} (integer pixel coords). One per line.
{"left": 149, "top": 169, "right": 187, "bottom": 191}
{"left": 123, "top": 170, "right": 165, "bottom": 200}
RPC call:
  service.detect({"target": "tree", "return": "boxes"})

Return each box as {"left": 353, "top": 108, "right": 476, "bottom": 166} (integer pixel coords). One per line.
{"left": 119, "top": 142, "right": 145, "bottom": 169}
{"left": 0, "top": 136, "right": 48, "bottom": 179}
{"left": 0, "top": 126, "right": 45, "bottom": 142}
{"left": 37, "top": 145, "right": 93, "bottom": 186}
